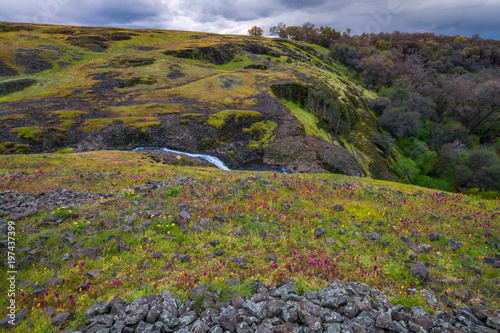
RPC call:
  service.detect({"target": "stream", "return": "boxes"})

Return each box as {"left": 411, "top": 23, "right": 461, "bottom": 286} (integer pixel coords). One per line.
{"left": 132, "top": 147, "right": 231, "bottom": 171}
{"left": 133, "top": 147, "right": 291, "bottom": 173}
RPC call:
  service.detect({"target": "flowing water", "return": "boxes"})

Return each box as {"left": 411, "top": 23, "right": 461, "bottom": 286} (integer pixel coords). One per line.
{"left": 236, "top": 159, "right": 292, "bottom": 174}
{"left": 133, "top": 147, "right": 291, "bottom": 173}
{"left": 132, "top": 147, "right": 231, "bottom": 171}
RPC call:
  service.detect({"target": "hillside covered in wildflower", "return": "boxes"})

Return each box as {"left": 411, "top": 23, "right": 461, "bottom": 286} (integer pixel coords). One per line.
{"left": 0, "top": 150, "right": 499, "bottom": 332}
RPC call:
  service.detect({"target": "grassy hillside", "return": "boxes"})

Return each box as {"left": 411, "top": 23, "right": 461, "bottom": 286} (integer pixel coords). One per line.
{"left": 0, "top": 150, "right": 498, "bottom": 331}
{"left": 0, "top": 22, "right": 391, "bottom": 178}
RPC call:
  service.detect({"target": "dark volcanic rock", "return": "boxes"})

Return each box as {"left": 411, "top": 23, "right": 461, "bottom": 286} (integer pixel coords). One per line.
{"left": 315, "top": 227, "right": 326, "bottom": 237}
{"left": 52, "top": 312, "right": 71, "bottom": 326}
{"left": 0, "top": 59, "right": 18, "bottom": 76}
{"left": 411, "top": 263, "right": 428, "bottom": 280}
{"left": 82, "top": 281, "right": 495, "bottom": 333}
{"left": 15, "top": 49, "right": 53, "bottom": 74}
{"left": 85, "top": 300, "right": 111, "bottom": 319}
{"left": 0, "top": 78, "right": 37, "bottom": 96}
{"left": 448, "top": 238, "right": 463, "bottom": 251}
{"left": 429, "top": 231, "right": 439, "bottom": 241}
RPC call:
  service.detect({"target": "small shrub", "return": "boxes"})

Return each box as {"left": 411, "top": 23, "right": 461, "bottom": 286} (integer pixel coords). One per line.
{"left": 12, "top": 127, "right": 46, "bottom": 143}
{"left": 55, "top": 148, "right": 74, "bottom": 154}
{"left": 203, "top": 138, "right": 215, "bottom": 148}
{"left": 165, "top": 188, "right": 179, "bottom": 198}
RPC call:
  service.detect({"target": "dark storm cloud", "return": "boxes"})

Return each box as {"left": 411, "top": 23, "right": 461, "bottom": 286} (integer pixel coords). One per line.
{"left": 0, "top": 0, "right": 498, "bottom": 38}
{"left": 0, "top": 0, "right": 169, "bottom": 28}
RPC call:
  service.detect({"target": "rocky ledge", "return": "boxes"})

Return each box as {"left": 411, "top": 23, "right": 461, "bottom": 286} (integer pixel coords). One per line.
{"left": 0, "top": 188, "right": 113, "bottom": 221}
{"left": 71, "top": 280, "right": 500, "bottom": 333}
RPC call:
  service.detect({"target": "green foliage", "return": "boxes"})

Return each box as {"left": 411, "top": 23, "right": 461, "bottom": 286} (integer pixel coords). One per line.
{"left": 54, "top": 110, "right": 88, "bottom": 119}
{"left": 0, "top": 142, "right": 30, "bottom": 154}
{"left": 248, "top": 26, "right": 264, "bottom": 36}
{"left": 414, "top": 150, "right": 438, "bottom": 176}
{"left": 390, "top": 158, "right": 420, "bottom": 181}
{"left": 165, "top": 187, "right": 179, "bottom": 198}
{"left": 271, "top": 83, "right": 350, "bottom": 135}
{"left": 181, "top": 113, "right": 204, "bottom": 119}
{"left": 81, "top": 117, "right": 160, "bottom": 132}
{"left": 375, "top": 40, "right": 392, "bottom": 50}
{"left": 207, "top": 110, "right": 261, "bottom": 129}
{"left": 13, "top": 127, "right": 46, "bottom": 143}
{"left": 156, "top": 218, "right": 177, "bottom": 234}
{"left": 81, "top": 119, "right": 118, "bottom": 132}
{"left": 474, "top": 165, "right": 500, "bottom": 191}
{"left": 243, "top": 121, "right": 277, "bottom": 149}
{"left": 55, "top": 148, "right": 74, "bottom": 154}
{"left": 60, "top": 120, "right": 76, "bottom": 128}
{"left": 203, "top": 138, "right": 215, "bottom": 148}
{"left": 453, "top": 35, "right": 468, "bottom": 43}
{"left": 70, "top": 220, "right": 91, "bottom": 233}
{"left": 414, "top": 175, "right": 454, "bottom": 192}
{"left": 53, "top": 206, "right": 74, "bottom": 218}
{"left": 281, "top": 100, "right": 332, "bottom": 142}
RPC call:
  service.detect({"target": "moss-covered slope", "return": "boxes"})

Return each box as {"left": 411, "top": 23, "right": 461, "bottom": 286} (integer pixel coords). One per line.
{"left": 0, "top": 22, "right": 390, "bottom": 178}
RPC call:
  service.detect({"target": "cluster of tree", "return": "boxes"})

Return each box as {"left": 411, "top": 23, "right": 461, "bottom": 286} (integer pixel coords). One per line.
{"left": 347, "top": 34, "right": 500, "bottom": 192}
{"left": 248, "top": 22, "right": 343, "bottom": 48}
{"left": 269, "top": 22, "right": 343, "bottom": 48}
{"left": 259, "top": 23, "right": 500, "bottom": 192}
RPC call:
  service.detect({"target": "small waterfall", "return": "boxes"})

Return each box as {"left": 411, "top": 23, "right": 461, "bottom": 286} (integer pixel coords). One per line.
{"left": 133, "top": 147, "right": 231, "bottom": 171}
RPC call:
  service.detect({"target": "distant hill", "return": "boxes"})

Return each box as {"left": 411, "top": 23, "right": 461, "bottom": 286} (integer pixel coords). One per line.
{"left": 0, "top": 22, "right": 393, "bottom": 179}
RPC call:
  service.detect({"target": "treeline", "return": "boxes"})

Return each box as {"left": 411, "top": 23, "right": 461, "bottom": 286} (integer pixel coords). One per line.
{"left": 269, "top": 23, "right": 500, "bottom": 192}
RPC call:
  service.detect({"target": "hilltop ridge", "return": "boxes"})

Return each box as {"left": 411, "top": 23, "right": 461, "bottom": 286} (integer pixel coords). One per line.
{"left": 0, "top": 22, "right": 391, "bottom": 178}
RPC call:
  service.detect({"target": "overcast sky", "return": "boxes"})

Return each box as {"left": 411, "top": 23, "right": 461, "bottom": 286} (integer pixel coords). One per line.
{"left": 1, "top": 0, "right": 499, "bottom": 39}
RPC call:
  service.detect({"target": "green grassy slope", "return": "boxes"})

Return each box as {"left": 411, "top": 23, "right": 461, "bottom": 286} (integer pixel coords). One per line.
{"left": 0, "top": 150, "right": 498, "bottom": 332}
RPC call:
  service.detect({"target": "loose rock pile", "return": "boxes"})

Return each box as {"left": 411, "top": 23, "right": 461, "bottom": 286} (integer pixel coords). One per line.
{"left": 0, "top": 189, "right": 113, "bottom": 220}
{"left": 82, "top": 281, "right": 500, "bottom": 333}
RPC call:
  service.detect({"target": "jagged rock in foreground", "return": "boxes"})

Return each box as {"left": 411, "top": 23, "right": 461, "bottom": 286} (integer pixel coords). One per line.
{"left": 80, "top": 280, "right": 500, "bottom": 333}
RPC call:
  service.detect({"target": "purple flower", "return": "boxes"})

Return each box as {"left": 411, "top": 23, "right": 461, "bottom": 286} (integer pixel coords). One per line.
{"left": 81, "top": 262, "right": 86, "bottom": 267}
{"left": 55, "top": 292, "right": 59, "bottom": 298}
{"left": 374, "top": 264, "right": 378, "bottom": 271}
{"left": 203, "top": 272, "right": 207, "bottom": 275}
{"left": 69, "top": 294, "right": 73, "bottom": 299}
{"left": 274, "top": 263, "right": 278, "bottom": 268}
{"left": 20, "top": 292, "right": 24, "bottom": 297}
{"left": 45, "top": 291, "right": 49, "bottom": 296}
{"left": 293, "top": 250, "right": 297, "bottom": 255}
{"left": 139, "top": 277, "right": 143, "bottom": 280}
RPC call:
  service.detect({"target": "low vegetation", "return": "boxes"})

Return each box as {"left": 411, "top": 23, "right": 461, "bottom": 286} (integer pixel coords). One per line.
{"left": 0, "top": 150, "right": 498, "bottom": 332}
{"left": 207, "top": 110, "right": 262, "bottom": 129}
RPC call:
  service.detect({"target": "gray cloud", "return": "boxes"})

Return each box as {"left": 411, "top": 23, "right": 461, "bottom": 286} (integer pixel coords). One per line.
{"left": 0, "top": 0, "right": 498, "bottom": 38}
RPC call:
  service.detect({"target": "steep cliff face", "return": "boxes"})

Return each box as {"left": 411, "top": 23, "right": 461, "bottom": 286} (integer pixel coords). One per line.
{"left": 0, "top": 22, "right": 391, "bottom": 178}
